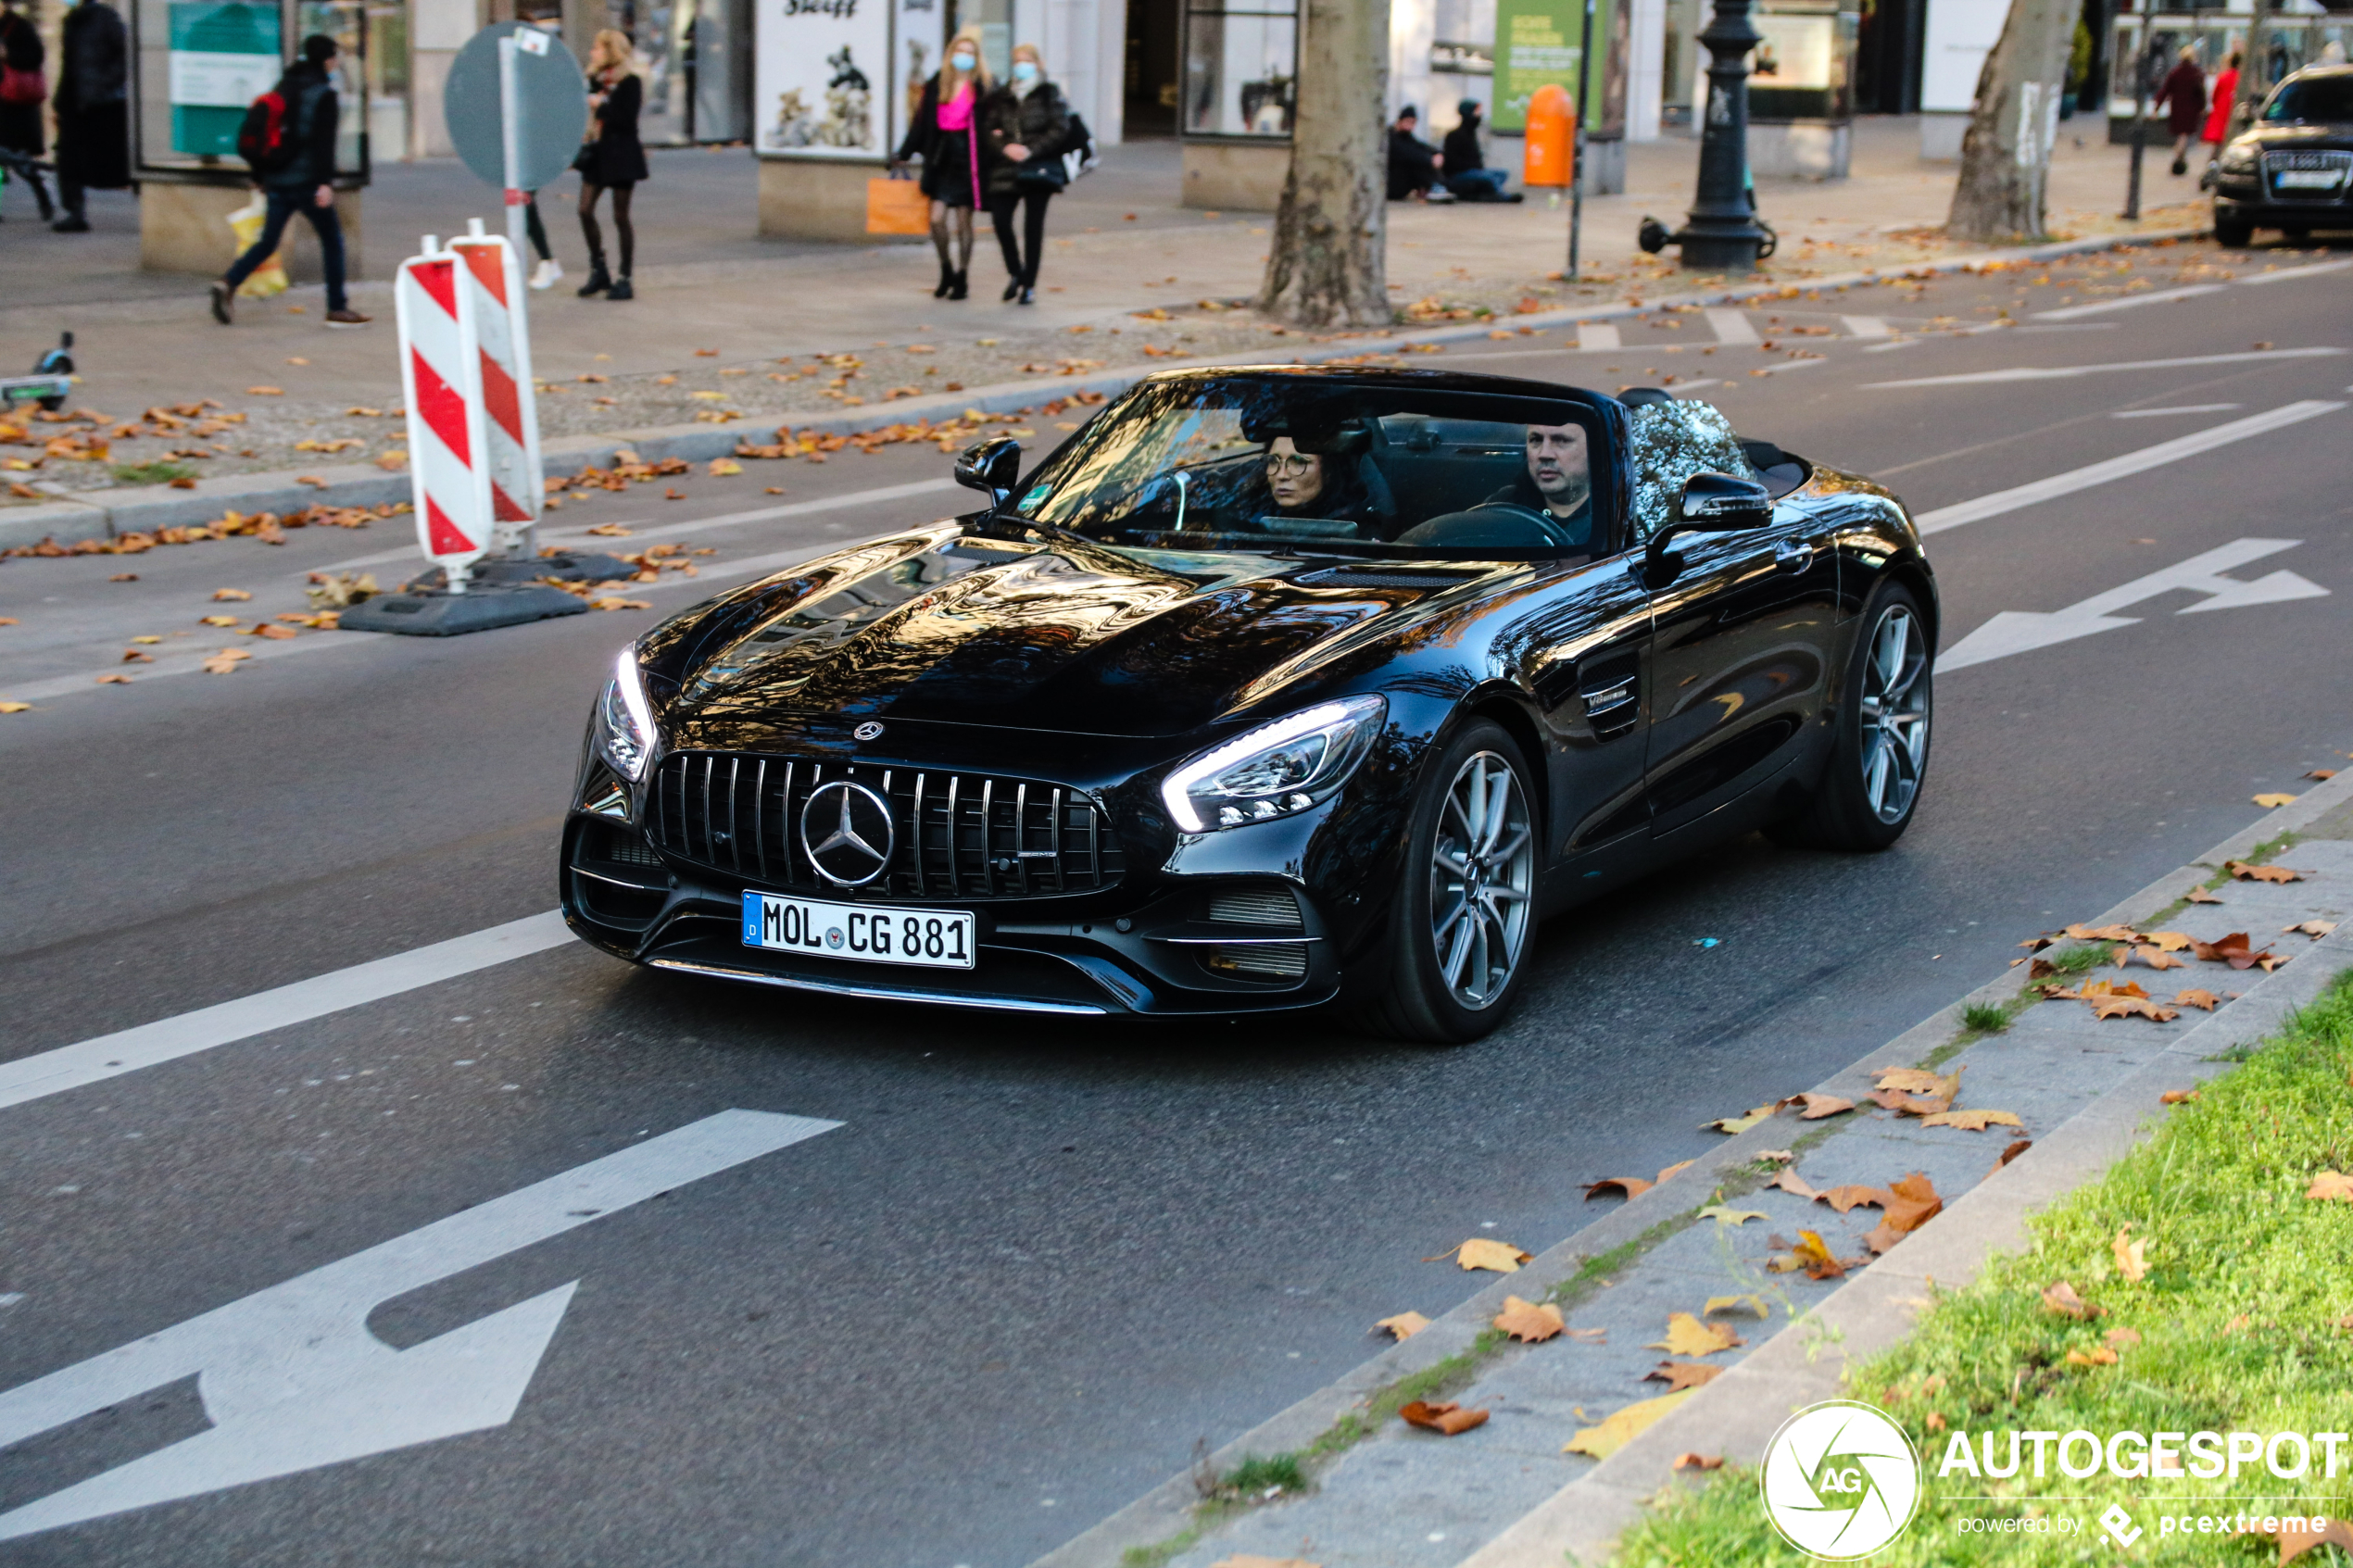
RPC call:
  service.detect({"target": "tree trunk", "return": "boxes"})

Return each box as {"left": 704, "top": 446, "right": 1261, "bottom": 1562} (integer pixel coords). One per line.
{"left": 1258, "top": 0, "right": 1391, "bottom": 328}
{"left": 1945, "top": 0, "right": 2078, "bottom": 244}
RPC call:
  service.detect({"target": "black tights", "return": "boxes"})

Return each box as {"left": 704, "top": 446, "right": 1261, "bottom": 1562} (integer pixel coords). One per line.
{"left": 579, "top": 182, "right": 635, "bottom": 278}
{"left": 988, "top": 189, "right": 1052, "bottom": 286}
{"left": 929, "top": 199, "right": 974, "bottom": 278}
{"left": 524, "top": 192, "right": 551, "bottom": 262}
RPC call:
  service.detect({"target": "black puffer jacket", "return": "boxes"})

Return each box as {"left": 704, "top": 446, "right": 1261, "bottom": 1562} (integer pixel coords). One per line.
{"left": 978, "top": 80, "right": 1072, "bottom": 198}
{"left": 55, "top": 0, "right": 126, "bottom": 112}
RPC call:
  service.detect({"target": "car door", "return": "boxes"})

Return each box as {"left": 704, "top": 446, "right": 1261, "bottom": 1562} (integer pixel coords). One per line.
{"left": 1629, "top": 405, "right": 1840, "bottom": 837}
{"left": 1523, "top": 554, "right": 1655, "bottom": 858}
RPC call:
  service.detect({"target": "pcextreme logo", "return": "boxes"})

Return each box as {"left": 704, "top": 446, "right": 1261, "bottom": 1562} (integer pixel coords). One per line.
{"left": 1760, "top": 1399, "right": 1924, "bottom": 1560}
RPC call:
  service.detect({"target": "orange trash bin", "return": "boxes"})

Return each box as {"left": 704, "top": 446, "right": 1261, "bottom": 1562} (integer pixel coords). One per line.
{"left": 1522, "top": 83, "right": 1574, "bottom": 188}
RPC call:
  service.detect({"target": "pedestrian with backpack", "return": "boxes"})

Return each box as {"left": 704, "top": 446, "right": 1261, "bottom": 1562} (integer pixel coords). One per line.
{"left": 978, "top": 43, "right": 1072, "bottom": 306}
{"left": 49, "top": 0, "right": 127, "bottom": 232}
{"left": 211, "top": 34, "right": 368, "bottom": 326}
{"left": 573, "top": 30, "right": 647, "bottom": 301}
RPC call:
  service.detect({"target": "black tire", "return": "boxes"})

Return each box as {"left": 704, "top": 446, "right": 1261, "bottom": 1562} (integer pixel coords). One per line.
{"left": 1768, "top": 582, "right": 1932, "bottom": 852}
{"left": 2213, "top": 215, "right": 2254, "bottom": 247}
{"left": 1353, "top": 720, "right": 1540, "bottom": 1044}
{"left": 2282, "top": 226, "right": 2311, "bottom": 244}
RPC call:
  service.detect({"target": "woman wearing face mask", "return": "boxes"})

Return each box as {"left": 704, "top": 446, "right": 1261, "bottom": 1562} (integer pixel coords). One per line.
{"left": 894, "top": 27, "right": 988, "bottom": 300}
{"left": 979, "top": 44, "right": 1071, "bottom": 305}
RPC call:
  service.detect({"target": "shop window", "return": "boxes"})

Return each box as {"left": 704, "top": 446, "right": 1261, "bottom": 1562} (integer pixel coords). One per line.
{"left": 1182, "top": 0, "right": 1295, "bottom": 138}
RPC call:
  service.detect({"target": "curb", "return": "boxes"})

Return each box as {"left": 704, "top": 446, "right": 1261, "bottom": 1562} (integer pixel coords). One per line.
{"left": 1458, "top": 762, "right": 2353, "bottom": 1568}
{"left": 4, "top": 224, "right": 2207, "bottom": 557}
{"left": 1028, "top": 763, "right": 2353, "bottom": 1568}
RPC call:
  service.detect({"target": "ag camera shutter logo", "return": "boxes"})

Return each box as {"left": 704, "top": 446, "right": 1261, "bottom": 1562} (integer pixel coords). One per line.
{"left": 1760, "top": 1400, "right": 1922, "bottom": 1560}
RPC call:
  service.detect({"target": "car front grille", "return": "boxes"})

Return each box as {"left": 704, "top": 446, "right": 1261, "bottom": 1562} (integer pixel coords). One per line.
{"left": 647, "top": 751, "right": 1124, "bottom": 900}
{"left": 2262, "top": 149, "right": 2351, "bottom": 201}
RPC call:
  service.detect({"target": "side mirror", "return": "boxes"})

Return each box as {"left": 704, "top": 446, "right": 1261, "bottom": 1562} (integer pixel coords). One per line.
{"left": 955, "top": 435, "right": 1022, "bottom": 511}
{"left": 1644, "top": 470, "right": 1775, "bottom": 585}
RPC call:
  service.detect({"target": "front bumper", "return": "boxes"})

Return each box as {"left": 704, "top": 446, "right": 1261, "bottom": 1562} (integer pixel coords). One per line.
{"left": 2213, "top": 183, "right": 2353, "bottom": 229}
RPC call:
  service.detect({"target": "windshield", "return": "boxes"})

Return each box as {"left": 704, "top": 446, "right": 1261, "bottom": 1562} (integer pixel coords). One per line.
{"left": 2264, "top": 74, "right": 2353, "bottom": 124}
{"left": 1012, "top": 373, "right": 1619, "bottom": 560}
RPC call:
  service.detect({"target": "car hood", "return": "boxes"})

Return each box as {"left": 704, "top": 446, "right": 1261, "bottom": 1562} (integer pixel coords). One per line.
{"left": 647, "top": 527, "right": 1509, "bottom": 741}
{"left": 2238, "top": 124, "right": 2353, "bottom": 151}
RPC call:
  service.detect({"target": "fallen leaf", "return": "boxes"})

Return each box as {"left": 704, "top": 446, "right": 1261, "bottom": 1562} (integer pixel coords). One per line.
{"left": 0, "top": 701, "right": 30, "bottom": 713}
{"left": 2173, "top": 990, "right": 2221, "bottom": 1011}
{"left": 1698, "top": 1207, "right": 1767, "bottom": 1226}
{"left": 585, "top": 523, "right": 633, "bottom": 537}
{"left": 2107, "top": 1326, "right": 2143, "bottom": 1350}
{"left": 708, "top": 458, "right": 744, "bottom": 476}
{"left": 2284, "top": 921, "right": 2337, "bottom": 939}
{"left": 1644, "top": 1360, "right": 1724, "bottom": 1392}
{"left": 2066, "top": 1346, "right": 2120, "bottom": 1366}
{"left": 2018, "top": 935, "right": 2057, "bottom": 951}
{"left": 2120, "top": 945, "right": 2189, "bottom": 971}
{"left": 2065, "top": 923, "right": 2144, "bottom": 943}
{"left": 1779, "top": 1093, "right": 1856, "bottom": 1120}
{"left": 199, "top": 653, "right": 244, "bottom": 674}
{"left": 2305, "top": 768, "right": 2339, "bottom": 781}
{"left": 1705, "top": 1294, "right": 1769, "bottom": 1319}
{"left": 246, "top": 385, "right": 283, "bottom": 395}
{"left": 2042, "top": 1281, "right": 2097, "bottom": 1319}
{"left": 1494, "top": 1295, "right": 1567, "bottom": 1343}
{"left": 1770, "top": 1168, "right": 1819, "bottom": 1199}
{"left": 1703, "top": 1103, "right": 1777, "bottom": 1135}
{"left": 2190, "top": 932, "right": 2277, "bottom": 971}
{"left": 94, "top": 672, "right": 132, "bottom": 684}
{"left": 2307, "top": 1172, "right": 2353, "bottom": 1203}
{"left": 247, "top": 622, "right": 297, "bottom": 640}
{"left": 375, "top": 451, "right": 408, "bottom": 470}
{"left": 1756, "top": 1149, "right": 1794, "bottom": 1165}
{"left": 1647, "top": 1312, "right": 1745, "bottom": 1356}
{"left": 2254, "top": 1515, "right": 2353, "bottom": 1562}
{"left": 1671, "top": 1452, "right": 1724, "bottom": 1471}
{"left": 1584, "top": 1176, "right": 1653, "bottom": 1201}
{"left": 120, "top": 649, "right": 152, "bottom": 663}
{"left": 1655, "top": 1159, "right": 1698, "bottom": 1185}
{"left": 2253, "top": 793, "right": 2299, "bottom": 809}
{"left": 664, "top": 487, "right": 686, "bottom": 500}
{"left": 210, "top": 587, "right": 252, "bottom": 601}
{"left": 198, "top": 615, "right": 241, "bottom": 627}
{"left": 1815, "top": 1185, "right": 1892, "bottom": 1214}
{"left": 1400, "top": 1399, "right": 1489, "bottom": 1436}
{"left": 2092, "top": 995, "right": 2182, "bottom": 1022}
{"left": 1375, "top": 1311, "right": 1430, "bottom": 1341}
{"left": 1565, "top": 1326, "right": 1607, "bottom": 1343}
{"left": 2142, "top": 931, "right": 2194, "bottom": 951}
{"left": 1564, "top": 1390, "right": 1694, "bottom": 1459}
{"left": 1919, "top": 1109, "right": 2024, "bottom": 1132}
{"left": 2186, "top": 886, "right": 2223, "bottom": 904}
{"left": 2161, "top": 1088, "right": 2202, "bottom": 1104}
{"left": 1873, "top": 1068, "right": 1948, "bottom": 1094}
{"left": 2225, "top": 860, "right": 2305, "bottom": 884}
{"left": 1432, "top": 1238, "right": 1532, "bottom": 1273}
{"left": 585, "top": 596, "right": 652, "bottom": 611}
{"left": 2113, "top": 1224, "right": 2149, "bottom": 1283}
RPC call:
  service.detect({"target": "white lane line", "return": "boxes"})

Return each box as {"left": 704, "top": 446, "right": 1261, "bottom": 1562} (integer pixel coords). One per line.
{"left": 2234, "top": 258, "right": 2353, "bottom": 286}
{"left": 1840, "top": 315, "right": 1891, "bottom": 338}
{"left": 2111, "top": 403, "right": 2243, "bottom": 418}
{"left": 1867, "top": 346, "right": 2345, "bottom": 388}
{"left": 1939, "top": 538, "right": 2325, "bottom": 671}
{"left": 1, "top": 626, "right": 389, "bottom": 709}
{"left": 2032, "top": 282, "right": 2231, "bottom": 320}
{"left": 1916, "top": 400, "right": 2347, "bottom": 535}
{"left": 1703, "top": 308, "right": 1759, "bottom": 345}
{"left": 1578, "top": 322, "right": 1622, "bottom": 351}
{"left": 0, "top": 910, "right": 575, "bottom": 1112}
{"left": 0, "top": 1109, "right": 839, "bottom": 1542}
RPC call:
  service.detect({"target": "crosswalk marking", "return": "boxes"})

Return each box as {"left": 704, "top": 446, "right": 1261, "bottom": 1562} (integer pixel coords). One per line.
{"left": 1840, "top": 315, "right": 1891, "bottom": 338}
{"left": 1703, "top": 308, "right": 1759, "bottom": 345}
{"left": 1577, "top": 321, "right": 1621, "bottom": 351}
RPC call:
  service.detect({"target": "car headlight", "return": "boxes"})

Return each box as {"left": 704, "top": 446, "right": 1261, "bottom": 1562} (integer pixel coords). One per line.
{"left": 2218, "top": 144, "right": 2259, "bottom": 173}
{"left": 595, "top": 646, "right": 659, "bottom": 782}
{"left": 1162, "top": 695, "right": 1387, "bottom": 832}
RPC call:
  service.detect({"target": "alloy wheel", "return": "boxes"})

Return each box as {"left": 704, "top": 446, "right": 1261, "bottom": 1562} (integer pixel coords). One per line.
{"left": 1428, "top": 751, "right": 1535, "bottom": 1009}
{"left": 1857, "top": 605, "right": 1931, "bottom": 824}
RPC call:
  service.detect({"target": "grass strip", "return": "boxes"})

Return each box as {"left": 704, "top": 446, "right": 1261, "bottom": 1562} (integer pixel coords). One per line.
{"left": 1615, "top": 971, "right": 2353, "bottom": 1566}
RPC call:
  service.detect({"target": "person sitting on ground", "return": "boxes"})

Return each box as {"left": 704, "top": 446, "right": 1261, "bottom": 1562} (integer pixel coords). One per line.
{"left": 1386, "top": 107, "right": 1451, "bottom": 202}
{"left": 1441, "top": 101, "right": 1522, "bottom": 203}
{"left": 1475, "top": 422, "right": 1594, "bottom": 548}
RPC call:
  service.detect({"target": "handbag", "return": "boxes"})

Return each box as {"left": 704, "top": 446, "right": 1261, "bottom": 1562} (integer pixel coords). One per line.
{"left": 866, "top": 170, "right": 929, "bottom": 235}
{"left": 0, "top": 64, "right": 44, "bottom": 107}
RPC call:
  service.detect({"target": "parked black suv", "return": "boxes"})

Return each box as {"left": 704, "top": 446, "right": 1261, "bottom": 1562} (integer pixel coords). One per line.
{"left": 2211, "top": 65, "right": 2353, "bottom": 245}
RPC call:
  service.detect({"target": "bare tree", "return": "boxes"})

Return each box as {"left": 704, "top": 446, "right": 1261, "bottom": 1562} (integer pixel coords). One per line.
{"left": 1945, "top": 0, "right": 2077, "bottom": 243}
{"left": 1258, "top": 0, "right": 1391, "bottom": 328}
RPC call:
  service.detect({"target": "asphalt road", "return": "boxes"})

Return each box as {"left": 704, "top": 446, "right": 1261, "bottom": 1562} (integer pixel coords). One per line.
{"left": 2, "top": 240, "right": 2349, "bottom": 1568}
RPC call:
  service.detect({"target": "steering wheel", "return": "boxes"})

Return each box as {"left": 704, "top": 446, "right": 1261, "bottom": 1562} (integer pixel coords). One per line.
{"left": 1395, "top": 502, "right": 1578, "bottom": 550}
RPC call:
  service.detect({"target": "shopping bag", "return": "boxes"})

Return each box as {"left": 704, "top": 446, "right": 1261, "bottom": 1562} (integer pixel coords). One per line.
{"left": 866, "top": 174, "right": 929, "bottom": 236}
{"left": 226, "top": 195, "right": 290, "bottom": 298}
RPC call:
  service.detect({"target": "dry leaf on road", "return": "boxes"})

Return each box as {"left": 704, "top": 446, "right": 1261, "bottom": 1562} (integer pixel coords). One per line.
{"left": 1643, "top": 1360, "right": 1724, "bottom": 1392}
{"left": 1873, "top": 1068, "right": 1949, "bottom": 1094}
{"left": 1563, "top": 1390, "right": 1694, "bottom": 1460}
{"left": 586, "top": 523, "right": 633, "bottom": 537}
{"left": 247, "top": 623, "right": 297, "bottom": 640}
{"left": 199, "top": 653, "right": 245, "bottom": 674}
{"left": 1656, "top": 1159, "right": 1698, "bottom": 1184}
{"left": 1429, "top": 1238, "right": 1532, "bottom": 1273}
{"left": 1864, "top": 1173, "right": 1944, "bottom": 1252}
{"left": 2112, "top": 1225, "right": 2149, "bottom": 1283}
{"left": 2284, "top": 921, "right": 2338, "bottom": 940}
{"left": 1400, "top": 1399, "right": 1488, "bottom": 1436}
{"left": 2093, "top": 995, "right": 2182, "bottom": 1022}
{"left": 210, "top": 587, "right": 251, "bottom": 601}
{"left": 1494, "top": 1296, "right": 1567, "bottom": 1343}
{"left": 708, "top": 459, "right": 744, "bottom": 476}
{"left": 1647, "top": 1312, "right": 1744, "bottom": 1356}
{"left": 0, "top": 701, "right": 31, "bottom": 713}
{"left": 1672, "top": 1452, "right": 1724, "bottom": 1471}
{"left": 2119, "top": 945, "right": 2188, "bottom": 971}
{"left": 120, "top": 649, "right": 152, "bottom": 663}
{"left": 1770, "top": 1168, "right": 1820, "bottom": 1199}
{"left": 2187, "top": 886, "right": 2223, "bottom": 904}
{"left": 2142, "top": 931, "right": 2194, "bottom": 951}
{"left": 1778, "top": 1093, "right": 1856, "bottom": 1120}
{"left": 2173, "top": 991, "right": 2221, "bottom": 1012}
{"left": 2225, "top": 860, "right": 2305, "bottom": 884}
{"left": 246, "top": 385, "right": 283, "bottom": 395}
{"left": 1705, "top": 1294, "right": 1769, "bottom": 1319}
{"left": 1919, "top": 1109, "right": 2024, "bottom": 1132}
{"left": 1703, "top": 1103, "right": 1777, "bottom": 1135}
{"left": 1992, "top": 1138, "right": 2032, "bottom": 1176}
{"left": 2042, "top": 1281, "right": 2098, "bottom": 1320}
{"left": 1698, "top": 1206, "right": 1767, "bottom": 1226}
{"left": 199, "top": 615, "right": 241, "bottom": 627}
{"left": 1585, "top": 1175, "right": 1653, "bottom": 1201}
{"left": 2306, "top": 1172, "right": 2353, "bottom": 1203}
{"left": 2252, "top": 793, "right": 2299, "bottom": 808}
{"left": 1814, "top": 1184, "right": 1892, "bottom": 1214}
{"left": 94, "top": 672, "right": 132, "bottom": 684}
{"left": 1374, "top": 1311, "right": 1429, "bottom": 1341}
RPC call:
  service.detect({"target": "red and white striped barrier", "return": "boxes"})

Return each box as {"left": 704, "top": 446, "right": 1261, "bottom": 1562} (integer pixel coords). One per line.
{"left": 448, "top": 229, "right": 542, "bottom": 550}
{"left": 395, "top": 243, "right": 496, "bottom": 582}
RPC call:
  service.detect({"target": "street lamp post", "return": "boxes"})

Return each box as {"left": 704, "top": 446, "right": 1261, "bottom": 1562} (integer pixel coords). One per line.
{"left": 1679, "top": 0, "right": 1771, "bottom": 270}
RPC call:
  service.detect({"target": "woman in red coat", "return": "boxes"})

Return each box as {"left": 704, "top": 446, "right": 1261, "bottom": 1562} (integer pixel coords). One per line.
{"left": 2153, "top": 45, "right": 2207, "bottom": 177}
{"left": 2201, "top": 51, "right": 2240, "bottom": 162}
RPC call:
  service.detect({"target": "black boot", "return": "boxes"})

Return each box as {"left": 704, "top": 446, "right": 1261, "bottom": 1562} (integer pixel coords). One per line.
{"left": 933, "top": 263, "right": 954, "bottom": 299}
{"left": 948, "top": 269, "right": 968, "bottom": 300}
{"left": 577, "top": 260, "right": 612, "bottom": 297}
{"left": 606, "top": 276, "right": 635, "bottom": 301}
{"left": 1002, "top": 278, "right": 1021, "bottom": 301}
{"left": 2170, "top": 155, "right": 2188, "bottom": 176}
{"left": 1018, "top": 283, "right": 1036, "bottom": 306}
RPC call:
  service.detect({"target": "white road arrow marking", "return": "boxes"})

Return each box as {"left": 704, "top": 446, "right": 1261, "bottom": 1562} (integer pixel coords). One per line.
{"left": 0, "top": 1109, "right": 838, "bottom": 1542}
{"left": 1938, "top": 538, "right": 2327, "bottom": 672}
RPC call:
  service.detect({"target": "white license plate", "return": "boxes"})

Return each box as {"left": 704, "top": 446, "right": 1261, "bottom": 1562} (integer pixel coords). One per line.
{"left": 740, "top": 892, "right": 975, "bottom": 970}
{"left": 2276, "top": 169, "right": 2344, "bottom": 189}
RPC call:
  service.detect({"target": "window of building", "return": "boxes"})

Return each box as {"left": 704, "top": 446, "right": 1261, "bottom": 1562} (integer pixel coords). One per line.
{"left": 1182, "top": 0, "right": 1296, "bottom": 138}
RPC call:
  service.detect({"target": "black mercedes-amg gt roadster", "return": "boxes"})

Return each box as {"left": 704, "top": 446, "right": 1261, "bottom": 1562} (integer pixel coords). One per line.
{"left": 561, "top": 367, "right": 1935, "bottom": 1041}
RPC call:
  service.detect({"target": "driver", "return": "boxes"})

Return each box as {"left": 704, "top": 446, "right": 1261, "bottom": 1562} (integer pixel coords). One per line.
{"left": 1479, "top": 422, "right": 1594, "bottom": 547}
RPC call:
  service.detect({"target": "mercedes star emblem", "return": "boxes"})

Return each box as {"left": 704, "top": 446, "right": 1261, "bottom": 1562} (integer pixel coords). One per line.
{"left": 853, "top": 721, "right": 885, "bottom": 741}
{"left": 799, "top": 781, "right": 896, "bottom": 887}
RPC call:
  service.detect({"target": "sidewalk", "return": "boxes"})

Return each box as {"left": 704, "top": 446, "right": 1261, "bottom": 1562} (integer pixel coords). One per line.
{"left": 1033, "top": 772, "right": 2353, "bottom": 1568}
{"left": 0, "top": 118, "right": 2213, "bottom": 514}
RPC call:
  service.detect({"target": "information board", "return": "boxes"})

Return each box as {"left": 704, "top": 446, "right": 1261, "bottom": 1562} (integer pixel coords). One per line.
{"left": 755, "top": 0, "right": 890, "bottom": 159}
{"left": 168, "top": 0, "right": 280, "bottom": 157}
{"left": 1493, "top": 0, "right": 1623, "bottom": 135}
